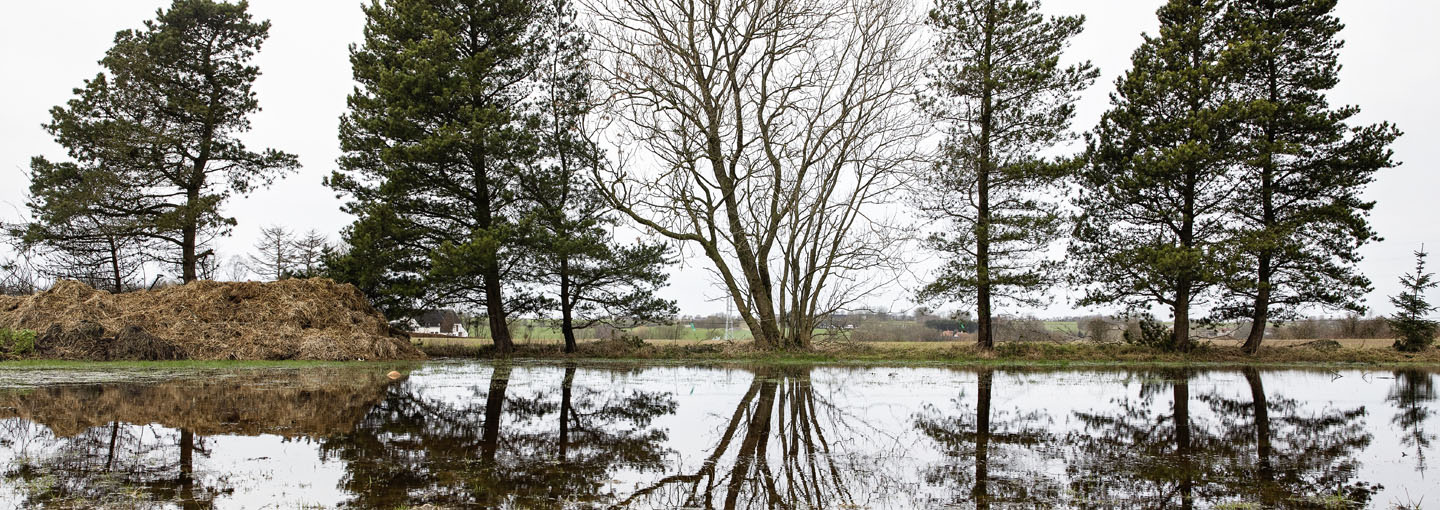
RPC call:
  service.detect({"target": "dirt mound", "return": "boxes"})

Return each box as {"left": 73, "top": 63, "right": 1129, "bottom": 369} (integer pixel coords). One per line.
{"left": 0, "top": 279, "right": 424, "bottom": 361}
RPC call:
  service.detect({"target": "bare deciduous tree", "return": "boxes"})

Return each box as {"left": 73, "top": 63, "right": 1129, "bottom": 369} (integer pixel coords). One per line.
{"left": 291, "top": 229, "right": 330, "bottom": 277}
{"left": 246, "top": 225, "right": 294, "bottom": 281}
{"left": 587, "top": 0, "right": 925, "bottom": 349}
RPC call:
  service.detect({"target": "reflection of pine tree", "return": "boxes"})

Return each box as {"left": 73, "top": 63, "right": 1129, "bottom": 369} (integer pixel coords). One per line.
{"left": 1066, "top": 370, "right": 1375, "bottom": 509}
{"left": 1388, "top": 370, "right": 1437, "bottom": 474}
{"left": 1202, "top": 369, "right": 1376, "bottom": 507}
{"left": 319, "top": 364, "right": 676, "bottom": 508}
{"left": 913, "top": 369, "right": 1064, "bottom": 507}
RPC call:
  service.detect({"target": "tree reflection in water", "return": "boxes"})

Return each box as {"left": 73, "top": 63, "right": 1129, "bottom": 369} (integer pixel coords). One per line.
{"left": 0, "top": 367, "right": 401, "bottom": 508}
{"left": 319, "top": 363, "right": 677, "bottom": 508}
{"left": 1388, "top": 369, "right": 1436, "bottom": 474}
{"left": 1067, "top": 369, "right": 1375, "bottom": 509}
{"left": 0, "top": 365, "right": 1422, "bottom": 508}
{"left": 614, "top": 365, "right": 907, "bottom": 510}
{"left": 912, "top": 368, "right": 1063, "bottom": 508}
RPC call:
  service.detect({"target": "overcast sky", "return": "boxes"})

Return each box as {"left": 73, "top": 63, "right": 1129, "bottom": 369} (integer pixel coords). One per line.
{"left": 1, "top": 0, "right": 1436, "bottom": 318}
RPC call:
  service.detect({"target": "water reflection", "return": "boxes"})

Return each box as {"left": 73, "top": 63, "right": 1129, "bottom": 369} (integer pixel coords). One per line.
{"left": 0, "top": 364, "right": 1432, "bottom": 509}
{"left": 615, "top": 366, "right": 907, "bottom": 510}
{"left": 319, "top": 363, "right": 676, "bottom": 508}
{"left": 1389, "top": 369, "right": 1436, "bottom": 473}
{"left": 914, "top": 368, "right": 1061, "bottom": 508}
{"left": 0, "top": 368, "right": 400, "bottom": 508}
{"left": 1065, "top": 369, "right": 1375, "bottom": 509}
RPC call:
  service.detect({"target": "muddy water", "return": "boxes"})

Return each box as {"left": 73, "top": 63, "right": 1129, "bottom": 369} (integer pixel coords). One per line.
{"left": 0, "top": 362, "right": 1433, "bottom": 509}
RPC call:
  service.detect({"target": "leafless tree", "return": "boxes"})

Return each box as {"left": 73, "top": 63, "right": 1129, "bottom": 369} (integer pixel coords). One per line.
{"left": 224, "top": 255, "right": 249, "bottom": 282}
{"left": 291, "top": 229, "right": 329, "bottom": 277}
{"left": 586, "top": 0, "right": 926, "bottom": 349}
{"left": 246, "top": 225, "right": 294, "bottom": 281}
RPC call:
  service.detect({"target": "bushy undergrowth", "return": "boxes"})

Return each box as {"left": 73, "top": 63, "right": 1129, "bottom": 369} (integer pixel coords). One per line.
{"left": 0, "top": 327, "right": 37, "bottom": 355}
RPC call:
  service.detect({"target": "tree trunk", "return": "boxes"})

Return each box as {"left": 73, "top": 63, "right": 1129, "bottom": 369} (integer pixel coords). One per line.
{"left": 181, "top": 192, "right": 199, "bottom": 283}
{"left": 1245, "top": 56, "right": 1281, "bottom": 355}
{"left": 108, "top": 236, "right": 123, "bottom": 293}
{"left": 974, "top": 0, "right": 997, "bottom": 351}
{"left": 560, "top": 262, "right": 577, "bottom": 353}
{"left": 106, "top": 421, "right": 119, "bottom": 471}
{"left": 1244, "top": 368, "right": 1276, "bottom": 505}
{"left": 482, "top": 364, "right": 510, "bottom": 462}
{"left": 973, "top": 369, "right": 993, "bottom": 510}
{"left": 724, "top": 371, "right": 779, "bottom": 509}
{"left": 1243, "top": 274, "right": 1270, "bottom": 354}
{"left": 1174, "top": 374, "right": 1193, "bottom": 510}
{"left": 1174, "top": 280, "right": 1193, "bottom": 352}
{"left": 472, "top": 148, "right": 513, "bottom": 353}
{"left": 178, "top": 428, "right": 197, "bottom": 509}
{"left": 559, "top": 364, "right": 575, "bottom": 461}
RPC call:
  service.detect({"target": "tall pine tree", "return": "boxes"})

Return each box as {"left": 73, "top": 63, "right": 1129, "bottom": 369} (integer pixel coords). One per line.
{"left": 327, "top": 0, "right": 546, "bottom": 353}
{"left": 518, "top": 0, "right": 676, "bottom": 353}
{"left": 1218, "top": 0, "right": 1400, "bottom": 353}
{"left": 25, "top": 0, "right": 298, "bottom": 283}
{"left": 1072, "top": 0, "right": 1242, "bottom": 351}
{"left": 916, "top": 0, "right": 1097, "bottom": 349}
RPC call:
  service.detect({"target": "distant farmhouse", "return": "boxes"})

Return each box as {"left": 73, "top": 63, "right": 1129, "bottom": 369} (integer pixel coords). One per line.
{"left": 402, "top": 310, "right": 468, "bottom": 337}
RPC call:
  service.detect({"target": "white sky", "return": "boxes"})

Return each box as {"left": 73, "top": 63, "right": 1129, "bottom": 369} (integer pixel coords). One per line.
{"left": 1, "top": 0, "right": 1436, "bottom": 318}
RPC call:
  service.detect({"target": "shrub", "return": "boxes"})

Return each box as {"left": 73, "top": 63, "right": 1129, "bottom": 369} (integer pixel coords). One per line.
{"left": 0, "top": 328, "right": 37, "bottom": 355}
{"left": 1080, "top": 317, "right": 1116, "bottom": 342}
{"left": 1122, "top": 315, "right": 1172, "bottom": 350}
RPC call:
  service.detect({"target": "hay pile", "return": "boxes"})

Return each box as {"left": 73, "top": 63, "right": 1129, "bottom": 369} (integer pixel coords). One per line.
{"left": 0, "top": 278, "right": 424, "bottom": 361}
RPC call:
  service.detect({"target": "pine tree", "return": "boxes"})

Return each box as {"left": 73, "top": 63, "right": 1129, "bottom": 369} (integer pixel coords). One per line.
{"left": 1218, "top": 0, "right": 1401, "bottom": 353}
{"left": 1072, "top": 0, "right": 1242, "bottom": 352}
{"left": 1388, "top": 248, "right": 1438, "bottom": 352}
{"left": 519, "top": 0, "right": 677, "bottom": 353}
{"left": 25, "top": 0, "right": 298, "bottom": 283}
{"left": 916, "top": 0, "right": 1097, "bottom": 350}
{"left": 323, "top": 204, "right": 430, "bottom": 322}
{"left": 327, "top": 0, "right": 546, "bottom": 353}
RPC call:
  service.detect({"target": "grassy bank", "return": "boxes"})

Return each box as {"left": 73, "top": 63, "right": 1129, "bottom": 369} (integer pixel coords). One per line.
{"left": 414, "top": 337, "right": 1440, "bottom": 367}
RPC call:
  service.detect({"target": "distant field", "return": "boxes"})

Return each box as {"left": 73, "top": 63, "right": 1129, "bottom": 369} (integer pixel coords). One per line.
{"left": 1045, "top": 321, "right": 1080, "bottom": 334}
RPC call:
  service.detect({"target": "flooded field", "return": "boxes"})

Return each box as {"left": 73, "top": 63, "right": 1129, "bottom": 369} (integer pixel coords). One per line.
{"left": 0, "top": 362, "right": 1433, "bottom": 509}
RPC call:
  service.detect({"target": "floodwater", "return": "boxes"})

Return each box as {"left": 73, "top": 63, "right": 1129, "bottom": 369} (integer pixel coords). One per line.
{"left": 0, "top": 362, "right": 1434, "bottom": 509}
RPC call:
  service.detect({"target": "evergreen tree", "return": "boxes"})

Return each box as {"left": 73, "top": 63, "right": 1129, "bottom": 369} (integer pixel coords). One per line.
{"left": 916, "top": 0, "right": 1097, "bottom": 350}
{"left": 327, "top": 0, "right": 546, "bottom": 353}
{"left": 1218, "top": 0, "right": 1401, "bottom": 353}
{"left": 1072, "top": 0, "right": 1242, "bottom": 352}
{"left": 519, "top": 0, "right": 677, "bottom": 353}
{"left": 1388, "top": 248, "right": 1437, "bottom": 353}
{"left": 25, "top": 0, "right": 298, "bottom": 283}
{"left": 323, "top": 205, "right": 430, "bottom": 323}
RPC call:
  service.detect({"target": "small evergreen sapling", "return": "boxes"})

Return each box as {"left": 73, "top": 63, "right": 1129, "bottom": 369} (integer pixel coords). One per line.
{"left": 1389, "top": 247, "right": 1438, "bottom": 352}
